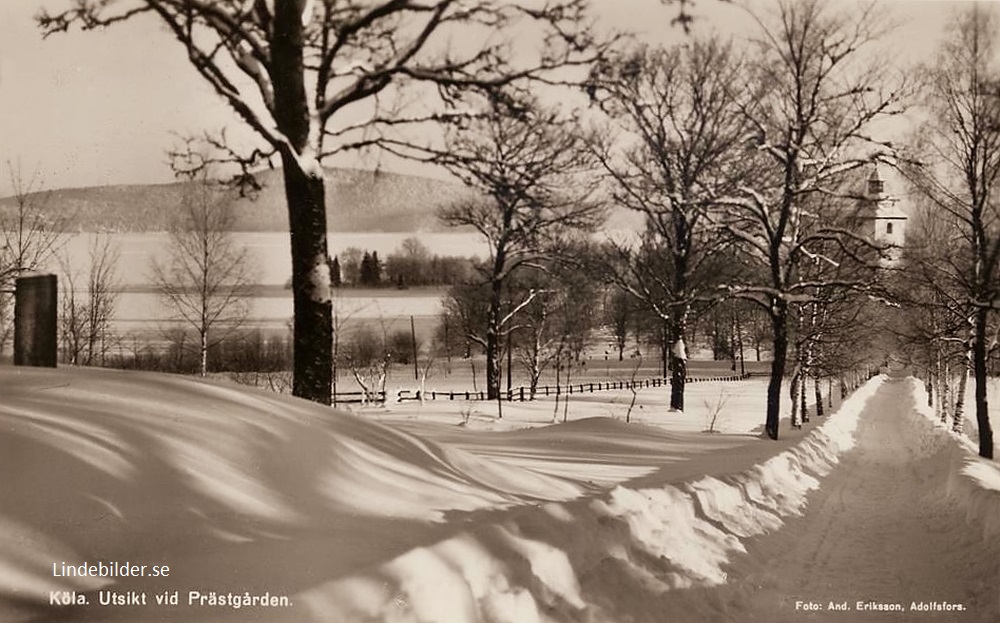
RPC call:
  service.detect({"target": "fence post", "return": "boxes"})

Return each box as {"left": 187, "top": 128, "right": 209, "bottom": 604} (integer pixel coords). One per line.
{"left": 14, "top": 273, "right": 58, "bottom": 368}
{"left": 520, "top": 387, "right": 525, "bottom": 401}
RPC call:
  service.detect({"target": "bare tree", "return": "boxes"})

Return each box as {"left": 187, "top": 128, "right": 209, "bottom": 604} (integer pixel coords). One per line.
{"left": 603, "top": 288, "right": 635, "bottom": 363}
{"left": 513, "top": 261, "right": 598, "bottom": 401}
{"left": 434, "top": 94, "right": 604, "bottom": 400}
{"left": 151, "top": 172, "right": 255, "bottom": 377}
{"left": 588, "top": 39, "right": 751, "bottom": 412}
{"left": 58, "top": 234, "right": 121, "bottom": 366}
{"left": 39, "top": 0, "right": 613, "bottom": 405}
{"left": 341, "top": 324, "right": 392, "bottom": 405}
{"left": 516, "top": 291, "right": 562, "bottom": 400}
{"left": 902, "top": 4, "right": 1000, "bottom": 459}
{"left": 0, "top": 161, "right": 66, "bottom": 353}
{"left": 331, "top": 290, "right": 361, "bottom": 407}
{"left": 721, "top": 0, "right": 904, "bottom": 440}
{"left": 414, "top": 339, "right": 438, "bottom": 404}
{"left": 890, "top": 198, "right": 973, "bottom": 431}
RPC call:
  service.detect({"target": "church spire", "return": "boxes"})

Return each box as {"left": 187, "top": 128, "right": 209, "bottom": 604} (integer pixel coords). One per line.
{"left": 868, "top": 165, "right": 884, "bottom": 196}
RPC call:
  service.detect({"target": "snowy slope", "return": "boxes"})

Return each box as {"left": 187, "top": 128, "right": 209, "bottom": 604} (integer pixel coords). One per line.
{"left": 1, "top": 366, "right": 878, "bottom": 623}
{"left": 910, "top": 378, "right": 1000, "bottom": 540}
{"left": 0, "top": 367, "right": 582, "bottom": 623}
{"left": 299, "top": 377, "right": 883, "bottom": 623}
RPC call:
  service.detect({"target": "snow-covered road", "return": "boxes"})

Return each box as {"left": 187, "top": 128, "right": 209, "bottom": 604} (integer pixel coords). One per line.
{"left": 658, "top": 375, "right": 1000, "bottom": 621}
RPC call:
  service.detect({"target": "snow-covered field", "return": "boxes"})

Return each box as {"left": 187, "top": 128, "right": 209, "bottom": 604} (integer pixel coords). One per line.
{"left": 373, "top": 378, "right": 778, "bottom": 434}
{"left": 0, "top": 366, "right": 870, "bottom": 623}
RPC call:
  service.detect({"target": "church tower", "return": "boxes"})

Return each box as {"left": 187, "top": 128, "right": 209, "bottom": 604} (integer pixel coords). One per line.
{"left": 860, "top": 166, "right": 906, "bottom": 251}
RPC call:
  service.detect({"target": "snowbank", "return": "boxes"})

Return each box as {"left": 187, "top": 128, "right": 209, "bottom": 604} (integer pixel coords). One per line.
{"left": 0, "top": 367, "right": 584, "bottom": 623}
{"left": 299, "top": 376, "right": 885, "bottom": 623}
{"left": 910, "top": 378, "right": 1000, "bottom": 540}
{"left": 1, "top": 365, "right": 879, "bottom": 623}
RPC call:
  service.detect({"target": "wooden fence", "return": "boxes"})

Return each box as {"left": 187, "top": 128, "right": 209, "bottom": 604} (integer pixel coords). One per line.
{"left": 333, "top": 372, "right": 754, "bottom": 405}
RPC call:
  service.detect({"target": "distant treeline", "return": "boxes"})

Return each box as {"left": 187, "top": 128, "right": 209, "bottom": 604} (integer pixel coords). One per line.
{"left": 285, "top": 237, "right": 478, "bottom": 289}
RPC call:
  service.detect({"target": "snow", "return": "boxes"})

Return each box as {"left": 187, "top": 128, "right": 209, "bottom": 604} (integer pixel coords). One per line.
{"left": 307, "top": 252, "right": 332, "bottom": 304}
{"left": 946, "top": 374, "right": 1000, "bottom": 451}
{"left": 910, "top": 377, "right": 1000, "bottom": 540}
{"left": 377, "top": 377, "right": 782, "bottom": 434}
{"left": 1, "top": 366, "right": 880, "bottom": 623}
{"left": 301, "top": 376, "right": 883, "bottom": 622}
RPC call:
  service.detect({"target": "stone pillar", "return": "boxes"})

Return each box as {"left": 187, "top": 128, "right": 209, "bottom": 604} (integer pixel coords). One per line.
{"left": 14, "top": 273, "right": 58, "bottom": 367}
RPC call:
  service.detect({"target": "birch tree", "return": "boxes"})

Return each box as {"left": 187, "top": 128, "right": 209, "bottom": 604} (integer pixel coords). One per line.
{"left": 58, "top": 235, "right": 121, "bottom": 366}
{"left": 151, "top": 173, "right": 255, "bottom": 377}
{"left": 722, "top": 0, "right": 904, "bottom": 440}
{"left": 891, "top": 199, "right": 976, "bottom": 433}
{"left": 39, "top": 0, "right": 611, "bottom": 404}
{"left": 903, "top": 4, "right": 1000, "bottom": 459}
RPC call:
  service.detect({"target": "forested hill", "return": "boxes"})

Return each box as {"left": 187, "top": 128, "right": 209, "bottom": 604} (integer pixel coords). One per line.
{"left": 0, "top": 168, "right": 472, "bottom": 233}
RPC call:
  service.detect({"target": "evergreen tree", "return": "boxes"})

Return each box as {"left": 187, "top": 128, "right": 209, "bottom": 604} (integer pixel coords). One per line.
{"left": 370, "top": 251, "right": 383, "bottom": 287}
{"left": 359, "top": 252, "right": 374, "bottom": 287}
{"left": 329, "top": 255, "right": 342, "bottom": 289}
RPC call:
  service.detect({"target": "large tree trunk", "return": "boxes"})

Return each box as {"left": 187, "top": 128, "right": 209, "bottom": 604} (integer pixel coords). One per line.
{"left": 954, "top": 349, "right": 969, "bottom": 435}
{"left": 765, "top": 301, "right": 789, "bottom": 440}
{"left": 974, "top": 308, "right": 994, "bottom": 459}
{"left": 668, "top": 307, "right": 688, "bottom": 412}
{"left": 800, "top": 367, "right": 808, "bottom": 423}
{"left": 485, "top": 279, "right": 503, "bottom": 400}
{"left": 789, "top": 366, "right": 801, "bottom": 428}
{"left": 528, "top": 332, "right": 542, "bottom": 400}
{"left": 790, "top": 314, "right": 803, "bottom": 428}
{"left": 661, "top": 321, "right": 669, "bottom": 378}
{"left": 940, "top": 358, "right": 951, "bottom": 427}
{"left": 283, "top": 159, "right": 333, "bottom": 404}
{"left": 814, "top": 375, "right": 824, "bottom": 417}
{"left": 273, "top": 1, "right": 333, "bottom": 405}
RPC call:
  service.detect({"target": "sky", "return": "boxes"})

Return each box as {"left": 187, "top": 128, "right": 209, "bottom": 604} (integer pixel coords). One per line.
{"left": 0, "top": 0, "right": 975, "bottom": 198}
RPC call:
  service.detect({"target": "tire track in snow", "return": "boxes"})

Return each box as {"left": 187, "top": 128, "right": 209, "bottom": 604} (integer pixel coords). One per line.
{"left": 659, "top": 375, "right": 1000, "bottom": 622}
